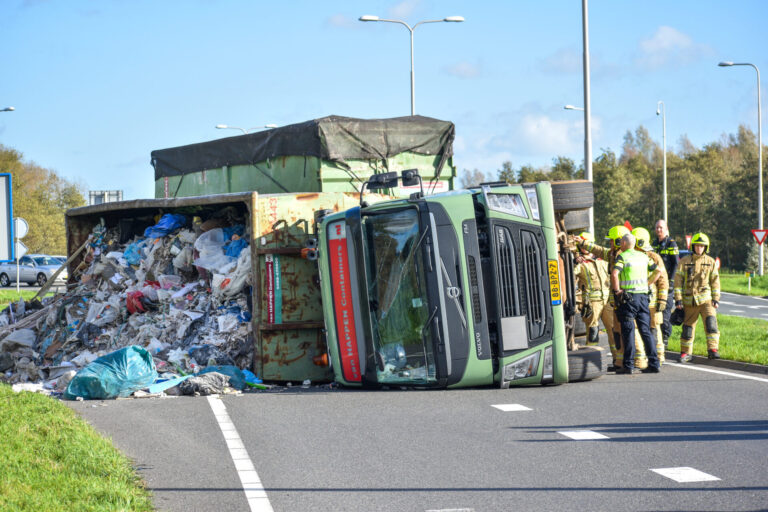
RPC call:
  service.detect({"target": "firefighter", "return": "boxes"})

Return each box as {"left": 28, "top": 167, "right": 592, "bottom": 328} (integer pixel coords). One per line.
{"left": 573, "top": 232, "right": 613, "bottom": 347}
{"left": 633, "top": 227, "right": 669, "bottom": 364}
{"left": 577, "top": 225, "right": 629, "bottom": 370}
{"left": 652, "top": 219, "right": 679, "bottom": 348}
{"left": 674, "top": 232, "right": 721, "bottom": 362}
{"left": 611, "top": 233, "right": 661, "bottom": 374}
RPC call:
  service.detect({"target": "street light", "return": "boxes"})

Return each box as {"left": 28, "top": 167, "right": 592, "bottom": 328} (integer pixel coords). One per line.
{"left": 1, "top": 107, "right": 14, "bottom": 112}
{"left": 215, "top": 124, "right": 278, "bottom": 134}
{"left": 359, "top": 14, "right": 464, "bottom": 115}
{"left": 656, "top": 101, "right": 667, "bottom": 222}
{"left": 719, "top": 61, "right": 763, "bottom": 275}
{"left": 580, "top": 0, "right": 594, "bottom": 234}
{"left": 564, "top": 105, "right": 584, "bottom": 111}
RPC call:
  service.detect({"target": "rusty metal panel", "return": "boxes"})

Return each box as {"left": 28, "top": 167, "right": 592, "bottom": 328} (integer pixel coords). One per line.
{"left": 252, "top": 192, "right": 374, "bottom": 383}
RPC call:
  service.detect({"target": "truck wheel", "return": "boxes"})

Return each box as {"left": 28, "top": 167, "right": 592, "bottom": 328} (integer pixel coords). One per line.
{"left": 563, "top": 209, "right": 590, "bottom": 233}
{"left": 551, "top": 180, "right": 594, "bottom": 212}
{"left": 36, "top": 273, "right": 47, "bottom": 286}
{"left": 567, "top": 346, "right": 606, "bottom": 382}
{"left": 0, "top": 273, "right": 9, "bottom": 287}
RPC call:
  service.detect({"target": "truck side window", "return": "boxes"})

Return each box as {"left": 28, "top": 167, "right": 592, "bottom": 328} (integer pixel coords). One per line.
{"left": 486, "top": 193, "right": 528, "bottom": 219}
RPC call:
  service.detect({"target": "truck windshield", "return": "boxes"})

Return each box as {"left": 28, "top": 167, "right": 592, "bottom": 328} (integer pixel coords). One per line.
{"left": 362, "top": 208, "right": 437, "bottom": 385}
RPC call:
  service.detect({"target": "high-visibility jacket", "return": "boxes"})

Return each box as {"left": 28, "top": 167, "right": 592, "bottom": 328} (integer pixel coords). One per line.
{"left": 674, "top": 253, "right": 720, "bottom": 306}
{"left": 647, "top": 250, "right": 669, "bottom": 303}
{"left": 652, "top": 236, "right": 679, "bottom": 281}
{"left": 614, "top": 249, "right": 655, "bottom": 293}
{"left": 574, "top": 257, "right": 610, "bottom": 303}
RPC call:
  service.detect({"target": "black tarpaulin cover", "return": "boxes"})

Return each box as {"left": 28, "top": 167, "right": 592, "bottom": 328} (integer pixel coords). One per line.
{"left": 151, "top": 115, "right": 455, "bottom": 180}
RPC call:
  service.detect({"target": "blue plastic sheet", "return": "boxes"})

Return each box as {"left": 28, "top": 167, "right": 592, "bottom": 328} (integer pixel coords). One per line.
{"left": 224, "top": 238, "right": 248, "bottom": 258}
{"left": 63, "top": 345, "right": 158, "bottom": 400}
{"left": 124, "top": 241, "right": 145, "bottom": 265}
{"left": 144, "top": 214, "right": 187, "bottom": 239}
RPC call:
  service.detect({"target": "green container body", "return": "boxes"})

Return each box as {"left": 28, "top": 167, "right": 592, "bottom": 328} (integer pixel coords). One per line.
{"left": 155, "top": 152, "right": 455, "bottom": 199}
{"left": 65, "top": 191, "right": 388, "bottom": 384}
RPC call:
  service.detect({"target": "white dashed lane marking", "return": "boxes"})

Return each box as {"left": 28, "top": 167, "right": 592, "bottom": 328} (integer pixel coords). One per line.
{"left": 492, "top": 403, "right": 532, "bottom": 411}
{"left": 729, "top": 309, "right": 745, "bottom": 313}
{"left": 651, "top": 467, "right": 721, "bottom": 483}
{"left": 208, "top": 395, "right": 274, "bottom": 512}
{"left": 558, "top": 430, "right": 609, "bottom": 440}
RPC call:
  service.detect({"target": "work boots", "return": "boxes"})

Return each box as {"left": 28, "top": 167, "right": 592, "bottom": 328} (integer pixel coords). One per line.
{"left": 679, "top": 353, "right": 692, "bottom": 363}
{"left": 708, "top": 349, "right": 721, "bottom": 360}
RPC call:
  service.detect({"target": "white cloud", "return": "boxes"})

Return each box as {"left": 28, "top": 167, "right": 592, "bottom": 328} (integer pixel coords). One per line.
{"left": 635, "top": 26, "right": 713, "bottom": 70}
{"left": 389, "top": 0, "right": 421, "bottom": 20}
{"left": 488, "top": 111, "right": 589, "bottom": 156}
{"left": 541, "top": 48, "right": 582, "bottom": 74}
{"left": 443, "top": 60, "right": 481, "bottom": 79}
{"left": 326, "top": 14, "right": 357, "bottom": 28}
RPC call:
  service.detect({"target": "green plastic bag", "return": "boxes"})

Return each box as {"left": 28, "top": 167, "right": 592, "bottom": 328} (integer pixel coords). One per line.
{"left": 64, "top": 346, "right": 157, "bottom": 400}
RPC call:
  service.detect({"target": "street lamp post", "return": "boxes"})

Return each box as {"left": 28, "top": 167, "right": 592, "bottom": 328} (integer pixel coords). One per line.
{"left": 581, "top": 0, "right": 594, "bottom": 235}
{"left": 656, "top": 101, "right": 667, "bottom": 222}
{"left": 719, "top": 61, "right": 763, "bottom": 275}
{"left": 359, "top": 15, "right": 464, "bottom": 116}
{"left": 215, "top": 124, "right": 278, "bottom": 135}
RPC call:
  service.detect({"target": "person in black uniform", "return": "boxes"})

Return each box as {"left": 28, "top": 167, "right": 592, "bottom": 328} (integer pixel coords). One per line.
{"left": 652, "top": 219, "right": 679, "bottom": 348}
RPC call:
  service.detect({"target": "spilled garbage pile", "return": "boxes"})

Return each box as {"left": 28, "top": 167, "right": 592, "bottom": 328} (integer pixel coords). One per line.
{"left": 0, "top": 210, "right": 269, "bottom": 398}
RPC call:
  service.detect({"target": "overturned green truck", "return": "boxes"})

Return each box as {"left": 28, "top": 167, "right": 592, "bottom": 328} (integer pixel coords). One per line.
{"left": 319, "top": 174, "right": 601, "bottom": 388}
{"left": 64, "top": 115, "right": 602, "bottom": 389}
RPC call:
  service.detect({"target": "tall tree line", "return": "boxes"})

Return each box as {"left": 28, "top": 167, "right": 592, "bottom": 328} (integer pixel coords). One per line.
{"left": 460, "top": 124, "right": 766, "bottom": 270}
{"left": 0, "top": 145, "right": 86, "bottom": 255}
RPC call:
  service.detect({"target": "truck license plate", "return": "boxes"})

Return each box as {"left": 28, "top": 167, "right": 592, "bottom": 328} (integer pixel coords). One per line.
{"left": 548, "top": 260, "right": 562, "bottom": 305}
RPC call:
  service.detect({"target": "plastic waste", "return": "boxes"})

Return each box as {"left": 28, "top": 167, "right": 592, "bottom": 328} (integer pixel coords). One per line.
{"left": 178, "top": 372, "right": 231, "bottom": 395}
{"left": 198, "top": 365, "right": 246, "bottom": 390}
{"left": 123, "top": 240, "right": 145, "bottom": 266}
{"left": 0, "top": 328, "right": 37, "bottom": 352}
{"left": 63, "top": 345, "right": 158, "bottom": 400}
{"left": 194, "top": 228, "right": 235, "bottom": 272}
{"left": 224, "top": 238, "right": 248, "bottom": 258}
{"left": 144, "top": 213, "right": 187, "bottom": 239}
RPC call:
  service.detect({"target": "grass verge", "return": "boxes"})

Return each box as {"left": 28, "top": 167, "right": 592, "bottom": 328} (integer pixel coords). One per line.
{"left": 667, "top": 313, "right": 768, "bottom": 366}
{"left": 0, "top": 384, "right": 154, "bottom": 512}
{"left": 719, "top": 271, "right": 768, "bottom": 297}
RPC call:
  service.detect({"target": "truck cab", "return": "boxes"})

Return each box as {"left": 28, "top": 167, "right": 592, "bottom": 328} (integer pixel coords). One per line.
{"left": 319, "top": 174, "right": 575, "bottom": 389}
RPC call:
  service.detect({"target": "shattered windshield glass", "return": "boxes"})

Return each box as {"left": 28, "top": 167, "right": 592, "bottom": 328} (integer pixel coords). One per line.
{"left": 362, "top": 208, "right": 437, "bottom": 385}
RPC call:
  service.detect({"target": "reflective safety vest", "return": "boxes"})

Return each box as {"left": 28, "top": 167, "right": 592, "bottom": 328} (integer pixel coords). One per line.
{"left": 614, "top": 249, "right": 653, "bottom": 294}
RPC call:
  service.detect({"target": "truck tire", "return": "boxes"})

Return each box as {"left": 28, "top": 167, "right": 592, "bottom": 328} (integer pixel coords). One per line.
{"left": 551, "top": 180, "right": 594, "bottom": 212}
{"left": 567, "top": 346, "right": 606, "bottom": 382}
{"left": 0, "top": 273, "right": 9, "bottom": 287}
{"left": 563, "top": 209, "right": 590, "bottom": 233}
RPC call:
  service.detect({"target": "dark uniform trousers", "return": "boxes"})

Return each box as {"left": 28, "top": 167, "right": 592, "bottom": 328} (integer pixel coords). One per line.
{"left": 616, "top": 292, "right": 659, "bottom": 370}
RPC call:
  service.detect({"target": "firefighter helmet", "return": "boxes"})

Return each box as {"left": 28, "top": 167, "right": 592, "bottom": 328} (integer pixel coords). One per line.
{"left": 631, "top": 227, "right": 652, "bottom": 252}
{"left": 579, "top": 231, "right": 594, "bottom": 242}
{"left": 691, "top": 232, "right": 710, "bottom": 253}
{"left": 606, "top": 225, "right": 630, "bottom": 248}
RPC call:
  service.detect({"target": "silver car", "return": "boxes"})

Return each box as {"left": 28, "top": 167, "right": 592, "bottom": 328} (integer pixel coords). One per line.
{"left": 0, "top": 254, "right": 69, "bottom": 287}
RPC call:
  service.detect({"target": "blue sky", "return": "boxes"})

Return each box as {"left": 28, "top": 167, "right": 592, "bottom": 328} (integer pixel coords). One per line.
{"left": 1, "top": 0, "right": 766, "bottom": 199}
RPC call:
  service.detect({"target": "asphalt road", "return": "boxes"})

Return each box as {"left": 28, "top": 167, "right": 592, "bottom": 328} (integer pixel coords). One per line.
{"left": 67, "top": 362, "right": 768, "bottom": 512}
{"left": 717, "top": 292, "right": 768, "bottom": 320}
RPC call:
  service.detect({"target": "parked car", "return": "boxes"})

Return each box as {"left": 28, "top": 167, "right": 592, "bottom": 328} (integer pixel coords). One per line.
{"left": 0, "top": 254, "right": 68, "bottom": 287}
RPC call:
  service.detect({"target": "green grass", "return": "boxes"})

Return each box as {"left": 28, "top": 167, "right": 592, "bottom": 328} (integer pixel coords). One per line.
{"left": 0, "top": 384, "right": 154, "bottom": 512}
{"left": 719, "top": 271, "right": 768, "bottom": 297}
{"left": 0, "top": 289, "right": 57, "bottom": 311}
{"left": 667, "top": 313, "right": 768, "bottom": 366}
